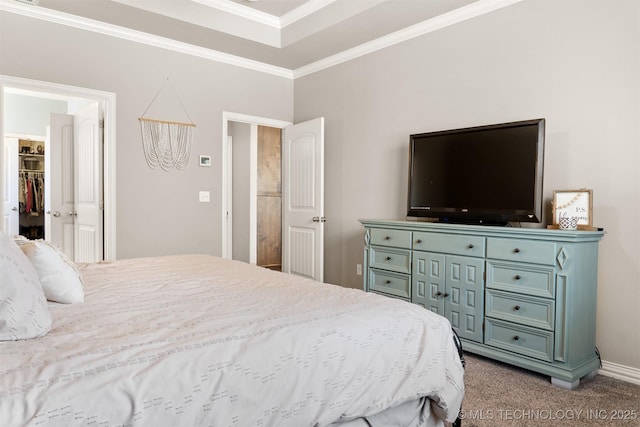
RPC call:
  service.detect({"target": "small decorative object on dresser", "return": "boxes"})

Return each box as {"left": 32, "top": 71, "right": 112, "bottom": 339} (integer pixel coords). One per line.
{"left": 552, "top": 189, "right": 593, "bottom": 229}
{"left": 558, "top": 216, "right": 578, "bottom": 230}
{"left": 360, "top": 219, "right": 605, "bottom": 390}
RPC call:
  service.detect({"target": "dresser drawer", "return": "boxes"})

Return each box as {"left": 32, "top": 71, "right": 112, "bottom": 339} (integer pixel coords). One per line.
{"left": 487, "top": 261, "right": 555, "bottom": 298}
{"left": 369, "top": 269, "right": 411, "bottom": 299}
{"left": 370, "top": 291, "right": 409, "bottom": 302}
{"left": 414, "top": 232, "right": 485, "bottom": 257}
{"left": 486, "top": 290, "right": 555, "bottom": 331}
{"left": 370, "top": 228, "right": 412, "bottom": 249}
{"left": 369, "top": 246, "right": 411, "bottom": 274}
{"left": 485, "top": 318, "right": 554, "bottom": 362}
{"left": 487, "top": 237, "right": 557, "bottom": 265}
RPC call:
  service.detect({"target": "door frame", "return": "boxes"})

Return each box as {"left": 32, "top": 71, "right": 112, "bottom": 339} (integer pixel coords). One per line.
{"left": 221, "top": 111, "right": 291, "bottom": 260}
{"left": 0, "top": 75, "right": 116, "bottom": 260}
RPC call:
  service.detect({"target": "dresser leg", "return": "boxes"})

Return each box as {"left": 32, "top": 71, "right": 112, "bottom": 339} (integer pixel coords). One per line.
{"left": 583, "top": 370, "right": 598, "bottom": 380}
{"left": 551, "top": 377, "right": 580, "bottom": 390}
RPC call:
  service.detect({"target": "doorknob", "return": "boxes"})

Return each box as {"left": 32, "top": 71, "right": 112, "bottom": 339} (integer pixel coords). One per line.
{"left": 312, "top": 216, "right": 327, "bottom": 223}
{"left": 68, "top": 211, "right": 77, "bottom": 217}
{"left": 11, "top": 206, "right": 18, "bottom": 211}
{"left": 46, "top": 210, "right": 61, "bottom": 217}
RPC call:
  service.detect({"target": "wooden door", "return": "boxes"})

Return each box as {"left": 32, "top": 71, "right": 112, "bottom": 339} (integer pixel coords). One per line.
{"left": 256, "top": 125, "right": 282, "bottom": 271}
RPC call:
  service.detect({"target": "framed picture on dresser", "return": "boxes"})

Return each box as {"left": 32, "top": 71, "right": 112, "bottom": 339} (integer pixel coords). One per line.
{"left": 552, "top": 189, "right": 593, "bottom": 228}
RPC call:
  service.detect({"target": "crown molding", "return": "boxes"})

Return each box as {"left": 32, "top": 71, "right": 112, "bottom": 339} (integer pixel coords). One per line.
{"left": 293, "top": 0, "right": 523, "bottom": 79}
{"left": 192, "top": 0, "right": 280, "bottom": 28}
{"left": 0, "top": 0, "right": 293, "bottom": 79}
{"left": 1, "top": 0, "right": 522, "bottom": 81}
{"left": 280, "top": 0, "right": 337, "bottom": 28}
{"left": 191, "top": 0, "right": 337, "bottom": 29}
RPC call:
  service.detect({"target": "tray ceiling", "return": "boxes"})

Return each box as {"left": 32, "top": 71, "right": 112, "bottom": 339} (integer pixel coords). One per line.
{"left": 6, "top": 0, "right": 520, "bottom": 75}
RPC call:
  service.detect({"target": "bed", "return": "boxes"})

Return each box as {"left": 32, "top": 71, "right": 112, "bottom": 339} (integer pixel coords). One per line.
{"left": 1, "top": 236, "right": 464, "bottom": 427}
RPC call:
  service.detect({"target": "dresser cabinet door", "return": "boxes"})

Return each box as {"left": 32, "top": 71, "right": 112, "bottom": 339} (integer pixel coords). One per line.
{"left": 413, "top": 251, "right": 485, "bottom": 343}
{"left": 412, "top": 252, "right": 446, "bottom": 314}
{"left": 446, "top": 255, "right": 485, "bottom": 343}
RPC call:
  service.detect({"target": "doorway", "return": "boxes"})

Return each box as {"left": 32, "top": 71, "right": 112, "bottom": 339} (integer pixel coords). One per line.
{"left": 222, "top": 113, "right": 291, "bottom": 268}
{"left": 5, "top": 135, "right": 46, "bottom": 239}
{"left": 222, "top": 113, "right": 325, "bottom": 282}
{"left": 0, "top": 75, "right": 116, "bottom": 261}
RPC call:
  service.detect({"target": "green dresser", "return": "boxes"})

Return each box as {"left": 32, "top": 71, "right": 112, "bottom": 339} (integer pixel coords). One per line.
{"left": 360, "top": 219, "right": 604, "bottom": 389}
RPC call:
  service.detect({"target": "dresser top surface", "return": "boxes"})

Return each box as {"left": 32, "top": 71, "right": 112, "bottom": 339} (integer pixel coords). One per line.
{"left": 359, "top": 219, "right": 605, "bottom": 243}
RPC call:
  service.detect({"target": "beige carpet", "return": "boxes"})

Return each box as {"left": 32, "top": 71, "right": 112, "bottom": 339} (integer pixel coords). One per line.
{"left": 459, "top": 353, "right": 640, "bottom": 426}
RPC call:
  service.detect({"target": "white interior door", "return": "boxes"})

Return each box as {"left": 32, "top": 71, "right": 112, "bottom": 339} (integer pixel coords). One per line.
{"left": 74, "top": 102, "right": 103, "bottom": 263}
{"left": 282, "top": 117, "right": 324, "bottom": 282}
{"left": 46, "top": 113, "right": 75, "bottom": 259}
{"left": 2, "top": 137, "right": 18, "bottom": 235}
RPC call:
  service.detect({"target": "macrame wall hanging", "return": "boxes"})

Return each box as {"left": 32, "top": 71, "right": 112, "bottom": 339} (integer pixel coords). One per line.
{"left": 139, "top": 78, "right": 196, "bottom": 171}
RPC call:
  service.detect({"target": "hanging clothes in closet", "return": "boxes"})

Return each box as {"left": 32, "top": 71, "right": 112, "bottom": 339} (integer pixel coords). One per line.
{"left": 19, "top": 171, "right": 44, "bottom": 215}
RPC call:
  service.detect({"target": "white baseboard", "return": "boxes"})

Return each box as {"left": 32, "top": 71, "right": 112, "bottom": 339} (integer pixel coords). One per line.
{"left": 598, "top": 360, "right": 640, "bottom": 385}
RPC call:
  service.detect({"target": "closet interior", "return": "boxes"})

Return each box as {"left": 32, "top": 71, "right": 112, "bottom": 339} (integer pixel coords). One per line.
{"left": 18, "top": 138, "right": 45, "bottom": 239}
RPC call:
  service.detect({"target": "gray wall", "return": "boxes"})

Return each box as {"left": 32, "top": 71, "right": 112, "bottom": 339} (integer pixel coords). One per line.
{"left": 1, "top": 11, "right": 293, "bottom": 259}
{"left": 294, "top": 0, "right": 640, "bottom": 370}
{"left": 229, "top": 121, "right": 251, "bottom": 263}
{"left": 4, "top": 93, "right": 67, "bottom": 136}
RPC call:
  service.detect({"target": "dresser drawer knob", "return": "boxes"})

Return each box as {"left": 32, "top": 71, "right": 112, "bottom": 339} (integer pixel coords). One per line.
{"left": 468, "top": 244, "right": 474, "bottom": 249}
{"left": 384, "top": 236, "right": 391, "bottom": 240}
{"left": 385, "top": 256, "right": 392, "bottom": 261}
{"left": 514, "top": 305, "right": 521, "bottom": 311}
{"left": 436, "top": 291, "right": 443, "bottom": 297}
{"left": 514, "top": 275, "right": 521, "bottom": 280}
{"left": 416, "top": 239, "right": 422, "bottom": 244}
{"left": 385, "top": 280, "right": 392, "bottom": 284}
{"left": 513, "top": 248, "right": 521, "bottom": 253}
{"left": 513, "top": 335, "right": 520, "bottom": 341}
{"left": 443, "top": 292, "right": 450, "bottom": 298}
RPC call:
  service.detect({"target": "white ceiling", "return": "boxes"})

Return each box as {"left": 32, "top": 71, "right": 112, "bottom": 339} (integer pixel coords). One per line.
{"left": 6, "top": 0, "right": 520, "bottom": 76}
{"left": 227, "top": 0, "right": 312, "bottom": 17}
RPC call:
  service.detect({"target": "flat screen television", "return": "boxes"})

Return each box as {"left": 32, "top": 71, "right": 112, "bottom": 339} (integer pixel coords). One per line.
{"left": 407, "top": 118, "right": 545, "bottom": 225}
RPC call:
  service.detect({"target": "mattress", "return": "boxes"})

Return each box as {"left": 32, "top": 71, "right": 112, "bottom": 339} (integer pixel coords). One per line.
{"left": 0, "top": 254, "right": 464, "bottom": 426}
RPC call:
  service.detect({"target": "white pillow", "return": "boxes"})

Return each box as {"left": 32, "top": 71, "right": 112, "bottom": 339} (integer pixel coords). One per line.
{"left": 0, "top": 233, "right": 52, "bottom": 341}
{"left": 19, "top": 240, "right": 85, "bottom": 304}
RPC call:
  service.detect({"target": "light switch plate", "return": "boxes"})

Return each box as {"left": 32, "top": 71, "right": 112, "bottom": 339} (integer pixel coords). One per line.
{"left": 199, "top": 191, "right": 210, "bottom": 202}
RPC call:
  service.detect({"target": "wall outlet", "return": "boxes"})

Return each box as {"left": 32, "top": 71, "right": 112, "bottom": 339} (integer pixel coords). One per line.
{"left": 199, "top": 191, "right": 210, "bottom": 202}
{"left": 356, "top": 264, "right": 362, "bottom": 276}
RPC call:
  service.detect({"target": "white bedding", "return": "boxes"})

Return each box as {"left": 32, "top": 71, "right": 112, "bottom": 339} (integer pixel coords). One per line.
{"left": 0, "top": 255, "right": 464, "bottom": 426}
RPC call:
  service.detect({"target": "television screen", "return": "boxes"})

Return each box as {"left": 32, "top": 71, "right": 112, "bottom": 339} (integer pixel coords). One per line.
{"left": 407, "top": 118, "right": 545, "bottom": 224}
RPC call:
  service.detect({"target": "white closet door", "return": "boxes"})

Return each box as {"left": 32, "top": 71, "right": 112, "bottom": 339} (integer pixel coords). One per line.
{"left": 74, "top": 102, "right": 103, "bottom": 263}
{"left": 46, "top": 113, "right": 75, "bottom": 259}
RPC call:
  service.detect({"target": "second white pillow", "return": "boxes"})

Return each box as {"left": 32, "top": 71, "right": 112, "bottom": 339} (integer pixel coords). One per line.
{"left": 20, "top": 240, "right": 85, "bottom": 304}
